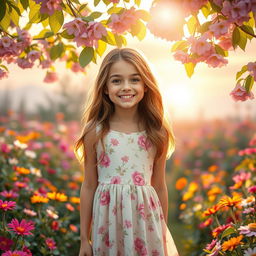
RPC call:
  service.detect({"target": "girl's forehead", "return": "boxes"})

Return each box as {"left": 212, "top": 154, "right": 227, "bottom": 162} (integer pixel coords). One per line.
{"left": 109, "top": 59, "right": 140, "bottom": 76}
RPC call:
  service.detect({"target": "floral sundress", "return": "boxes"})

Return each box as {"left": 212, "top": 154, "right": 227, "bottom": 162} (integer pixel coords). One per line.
{"left": 91, "top": 125, "right": 179, "bottom": 256}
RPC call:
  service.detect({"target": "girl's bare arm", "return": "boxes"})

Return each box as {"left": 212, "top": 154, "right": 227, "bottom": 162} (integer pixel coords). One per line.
{"left": 80, "top": 127, "right": 98, "bottom": 243}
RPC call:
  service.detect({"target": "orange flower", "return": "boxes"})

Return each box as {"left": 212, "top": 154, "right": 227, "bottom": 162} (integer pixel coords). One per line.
{"left": 179, "top": 203, "right": 186, "bottom": 210}
{"left": 47, "top": 192, "right": 67, "bottom": 202}
{"left": 218, "top": 195, "right": 242, "bottom": 208}
{"left": 207, "top": 186, "right": 222, "bottom": 202}
{"left": 175, "top": 177, "right": 187, "bottom": 190}
{"left": 208, "top": 165, "right": 218, "bottom": 172}
{"left": 70, "top": 197, "right": 80, "bottom": 204}
{"left": 31, "top": 195, "right": 49, "bottom": 204}
{"left": 203, "top": 204, "right": 220, "bottom": 217}
{"left": 222, "top": 235, "right": 243, "bottom": 251}
{"left": 15, "top": 166, "right": 30, "bottom": 175}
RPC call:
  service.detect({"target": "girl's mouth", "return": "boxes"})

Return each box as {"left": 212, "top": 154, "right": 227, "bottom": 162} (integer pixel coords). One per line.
{"left": 119, "top": 95, "right": 135, "bottom": 99}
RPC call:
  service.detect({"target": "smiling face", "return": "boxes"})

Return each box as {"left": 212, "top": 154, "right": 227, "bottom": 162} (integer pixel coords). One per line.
{"left": 105, "top": 59, "right": 147, "bottom": 112}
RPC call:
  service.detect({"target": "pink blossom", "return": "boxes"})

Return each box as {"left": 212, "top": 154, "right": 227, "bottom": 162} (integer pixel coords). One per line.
{"left": 43, "top": 71, "right": 58, "bottom": 83}
{"left": 124, "top": 220, "right": 132, "bottom": 228}
{"left": 238, "top": 147, "right": 256, "bottom": 156}
{"left": 2, "top": 251, "right": 28, "bottom": 256}
{"left": 0, "top": 200, "right": 16, "bottom": 211}
{"left": 0, "top": 190, "right": 18, "bottom": 198}
{"left": 132, "top": 171, "right": 145, "bottom": 186}
{"left": 205, "top": 239, "right": 218, "bottom": 250}
{"left": 152, "top": 250, "right": 160, "bottom": 256}
{"left": 230, "top": 83, "right": 255, "bottom": 101}
{"left": 121, "top": 155, "right": 129, "bottom": 162}
{"left": 100, "top": 190, "right": 110, "bottom": 206}
{"left": 173, "top": 50, "right": 189, "bottom": 64}
{"left": 35, "top": 0, "right": 62, "bottom": 15}
{"left": 218, "top": 36, "right": 233, "bottom": 50}
{"left": 7, "top": 218, "right": 35, "bottom": 236}
{"left": 0, "top": 68, "right": 8, "bottom": 79}
{"left": 190, "top": 37, "right": 212, "bottom": 55}
{"left": 63, "top": 18, "right": 85, "bottom": 37}
{"left": 16, "top": 58, "right": 34, "bottom": 69}
{"left": 209, "top": 21, "right": 230, "bottom": 38}
{"left": 110, "top": 138, "right": 119, "bottom": 146}
{"left": 247, "top": 62, "right": 256, "bottom": 80}
{"left": 249, "top": 135, "right": 256, "bottom": 146}
{"left": 110, "top": 176, "right": 121, "bottom": 184}
{"left": 233, "top": 172, "right": 251, "bottom": 184}
{"left": 27, "top": 50, "right": 40, "bottom": 62}
{"left": 103, "top": 231, "right": 112, "bottom": 248}
{"left": 134, "top": 237, "right": 148, "bottom": 256}
{"left": 98, "top": 225, "right": 105, "bottom": 234}
{"left": 87, "top": 21, "right": 107, "bottom": 40}
{"left": 243, "top": 207, "right": 255, "bottom": 214}
{"left": 45, "top": 237, "right": 57, "bottom": 250}
{"left": 1, "top": 36, "right": 12, "bottom": 48}
{"left": 71, "top": 62, "right": 84, "bottom": 73}
{"left": 182, "top": 0, "right": 208, "bottom": 14}
{"left": 138, "top": 135, "right": 151, "bottom": 151}
{"left": 206, "top": 54, "right": 228, "bottom": 68}
{"left": 41, "top": 59, "right": 52, "bottom": 69}
{"left": 99, "top": 151, "right": 111, "bottom": 167}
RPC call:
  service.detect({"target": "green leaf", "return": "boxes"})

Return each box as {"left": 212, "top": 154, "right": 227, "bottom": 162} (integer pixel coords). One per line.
{"left": 201, "top": 6, "right": 211, "bottom": 18}
{"left": 184, "top": 62, "right": 195, "bottom": 78}
{"left": 29, "top": 3, "right": 41, "bottom": 23}
{"left": 10, "top": 6, "right": 20, "bottom": 26}
{"left": 136, "top": 10, "right": 151, "bottom": 21}
{"left": 20, "top": 0, "right": 29, "bottom": 10}
{"left": 0, "top": 64, "right": 9, "bottom": 71}
{"left": 94, "top": 0, "right": 100, "bottom": 6}
{"left": 8, "top": 1, "right": 22, "bottom": 16}
{"left": 215, "top": 44, "right": 228, "bottom": 57}
{"left": 221, "top": 227, "right": 236, "bottom": 239}
{"left": 0, "top": 11, "right": 11, "bottom": 30}
{"left": 50, "top": 43, "right": 64, "bottom": 60}
{"left": 238, "top": 29, "right": 247, "bottom": 51}
{"left": 240, "top": 24, "right": 255, "bottom": 40}
{"left": 187, "top": 15, "right": 197, "bottom": 35}
{"left": 244, "top": 75, "right": 254, "bottom": 93}
{"left": 232, "top": 27, "right": 240, "bottom": 49}
{"left": 130, "top": 20, "right": 146, "bottom": 41}
{"left": 96, "top": 40, "right": 107, "bottom": 57}
{"left": 102, "top": 31, "right": 116, "bottom": 45}
{"left": 79, "top": 47, "right": 94, "bottom": 67}
{"left": 89, "top": 11, "right": 102, "bottom": 19}
{"left": 236, "top": 65, "right": 248, "bottom": 80}
{"left": 33, "top": 29, "right": 54, "bottom": 39}
{"left": 171, "top": 40, "right": 188, "bottom": 52}
{"left": 135, "top": 0, "right": 141, "bottom": 6}
{"left": 0, "top": 1, "right": 7, "bottom": 21}
{"left": 198, "top": 21, "right": 212, "bottom": 34}
{"left": 114, "top": 34, "right": 123, "bottom": 48}
{"left": 60, "top": 30, "right": 75, "bottom": 39}
{"left": 49, "top": 10, "right": 64, "bottom": 34}
{"left": 107, "top": 6, "right": 123, "bottom": 15}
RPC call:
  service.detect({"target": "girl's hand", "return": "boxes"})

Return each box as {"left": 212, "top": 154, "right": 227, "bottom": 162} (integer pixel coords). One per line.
{"left": 79, "top": 240, "right": 93, "bottom": 256}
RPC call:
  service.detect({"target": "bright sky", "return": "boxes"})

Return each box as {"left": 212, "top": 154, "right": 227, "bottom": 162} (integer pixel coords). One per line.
{"left": 1, "top": 0, "right": 255, "bottom": 122}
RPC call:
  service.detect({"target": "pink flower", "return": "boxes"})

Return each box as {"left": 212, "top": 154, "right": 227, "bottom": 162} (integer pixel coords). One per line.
{"left": 45, "top": 237, "right": 57, "bottom": 250}
{"left": 209, "top": 21, "right": 230, "bottom": 38}
{"left": 41, "top": 59, "right": 52, "bottom": 69}
{"left": 233, "top": 172, "right": 251, "bottom": 183}
{"left": 0, "top": 236, "right": 13, "bottom": 251}
{"left": 63, "top": 18, "right": 85, "bottom": 37}
{"left": 35, "top": 0, "right": 62, "bottom": 15}
{"left": 138, "top": 135, "right": 151, "bottom": 151}
{"left": 205, "top": 239, "right": 217, "bottom": 250}
{"left": 238, "top": 147, "right": 256, "bottom": 156}
{"left": 238, "top": 224, "right": 256, "bottom": 237}
{"left": 43, "top": 71, "right": 58, "bottom": 83}
{"left": 138, "top": 203, "right": 145, "bottom": 219}
{"left": 87, "top": 21, "right": 107, "bottom": 40}
{"left": 247, "top": 62, "right": 256, "bottom": 80}
{"left": 218, "top": 36, "right": 233, "bottom": 50}
{"left": 182, "top": 0, "right": 207, "bottom": 14}
{"left": 173, "top": 50, "right": 189, "bottom": 64}
{"left": 230, "top": 83, "right": 255, "bottom": 101}
{"left": 103, "top": 231, "right": 112, "bottom": 248}
{"left": 190, "top": 37, "right": 212, "bottom": 55}
{"left": 121, "top": 155, "right": 129, "bottom": 162}
{"left": 124, "top": 220, "right": 132, "bottom": 228}
{"left": 2, "top": 251, "right": 28, "bottom": 256}
{"left": 206, "top": 54, "right": 228, "bottom": 68}
{"left": 7, "top": 218, "right": 35, "bottom": 236}
{"left": 71, "top": 62, "right": 84, "bottom": 73}
{"left": 248, "top": 185, "right": 256, "bottom": 193}
{"left": 134, "top": 237, "right": 148, "bottom": 256}
{"left": 23, "top": 208, "right": 37, "bottom": 217}
{"left": 99, "top": 152, "right": 111, "bottom": 167}
{"left": 1, "top": 143, "right": 11, "bottom": 153}
{"left": 132, "top": 171, "right": 145, "bottom": 186}
{"left": 110, "top": 176, "right": 121, "bottom": 184}
{"left": 0, "top": 200, "right": 16, "bottom": 211}
{"left": 1, "top": 36, "right": 12, "bottom": 48}
{"left": 0, "top": 68, "right": 8, "bottom": 79}
{"left": 16, "top": 58, "right": 33, "bottom": 69}
{"left": 149, "top": 196, "right": 157, "bottom": 210}
{"left": 110, "top": 138, "right": 119, "bottom": 146}
{"left": 152, "top": 250, "right": 160, "bottom": 256}
{"left": 100, "top": 190, "right": 110, "bottom": 206}
{"left": 112, "top": 205, "right": 117, "bottom": 215}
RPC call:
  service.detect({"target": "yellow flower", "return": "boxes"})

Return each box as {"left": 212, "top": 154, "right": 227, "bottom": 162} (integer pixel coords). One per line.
{"left": 188, "top": 182, "right": 198, "bottom": 193}
{"left": 175, "top": 177, "right": 187, "bottom": 190}
{"left": 182, "top": 191, "right": 193, "bottom": 201}
{"left": 70, "top": 196, "right": 80, "bottom": 204}
{"left": 222, "top": 235, "right": 243, "bottom": 251}
{"left": 31, "top": 195, "right": 49, "bottom": 203}
{"left": 218, "top": 195, "right": 242, "bottom": 208}
{"left": 207, "top": 186, "right": 222, "bottom": 201}
{"left": 47, "top": 192, "right": 67, "bottom": 202}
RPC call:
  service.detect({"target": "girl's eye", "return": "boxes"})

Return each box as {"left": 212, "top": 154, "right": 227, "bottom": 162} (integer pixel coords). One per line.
{"left": 112, "top": 79, "right": 121, "bottom": 84}
{"left": 131, "top": 78, "right": 140, "bottom": 83}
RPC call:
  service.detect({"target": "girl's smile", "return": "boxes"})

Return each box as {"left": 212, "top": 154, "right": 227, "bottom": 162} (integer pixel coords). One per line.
{"left": 105, "top": 60, "right": 147, "bottom": 110}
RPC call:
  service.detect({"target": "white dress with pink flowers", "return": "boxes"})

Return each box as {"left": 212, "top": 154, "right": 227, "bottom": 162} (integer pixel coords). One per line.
{"left": 91, "top": 125, "right": 179, "bottom": 256}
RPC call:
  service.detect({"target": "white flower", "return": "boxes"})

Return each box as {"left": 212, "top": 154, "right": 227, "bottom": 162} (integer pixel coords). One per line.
{"left": 8, "top": 158, "right": 18, "bottom": 165}
{"left": 57, "top": 124, "right": 67, "bottom": 133}
{"left": 14, "top": 140, "right": 27, "bottom": 149}
{"left": 25, "top": 150, "right": 37, "bottom": 159}
{"left": 241, "top": 196, "right": 255, "bottom": 207}
{"left": 30, "top": 167, "right": 42, "bottom": 177}
{"left": 243, "top": 247, "right": 256, "bottom": 256}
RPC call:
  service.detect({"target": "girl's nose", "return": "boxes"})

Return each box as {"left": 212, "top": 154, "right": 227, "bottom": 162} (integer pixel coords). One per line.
{"left": 122, "top": 80, "right": 131, "bottom": 90}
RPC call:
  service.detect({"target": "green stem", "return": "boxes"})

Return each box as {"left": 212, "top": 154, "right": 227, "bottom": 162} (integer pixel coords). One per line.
{"left": 2, "top": 212, "right": 6, "bottom": 232}
{"left": 230, "top": 207, "right": 238, "bottom": 225}
{"left": 214, "top": 214, "right": 221, "bottom": 227}
{"left": 12, "top": 235, "right": 20, "bottom": 250}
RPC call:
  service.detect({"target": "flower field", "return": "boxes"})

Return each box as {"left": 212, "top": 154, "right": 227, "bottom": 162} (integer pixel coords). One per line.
{"left": 0, "top": 111, "right": 255, "bottom": 255}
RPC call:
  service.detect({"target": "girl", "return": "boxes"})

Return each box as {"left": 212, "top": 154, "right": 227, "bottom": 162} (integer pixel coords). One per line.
{"left": 75, "top": 48, "right": 179, "bottom": 256}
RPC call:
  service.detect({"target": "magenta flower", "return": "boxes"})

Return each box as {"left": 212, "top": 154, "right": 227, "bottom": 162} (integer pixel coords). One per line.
{"left": 0, "top": 190, "right": 19, "bottom": 198}
{"left": 0, "top": 200, "right": 16, "bottom": 211}
{"left": 45, "top": 237, "right": 57, "bottom": 250}
{"left": 230, "top": 83, "right": 255, "bottom": 102}
{"left": 2, "top": 251, "right": 28, "bottom": 256}
{"left": 0, "top": 236, "right": 13, "bottom": 251}
{"left": 7, "top": 218, "right": 35, "bottom": 236}
{"left": 238, "top": 224, "right": 256, "bottom": 237}
{"left": 248, "top": 185, "right": 256, "bottom": 193}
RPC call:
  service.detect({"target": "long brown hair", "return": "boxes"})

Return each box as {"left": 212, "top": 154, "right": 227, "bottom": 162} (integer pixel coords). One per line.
{"left": 74, "top": 47, "right": 176, "bottom": 164}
